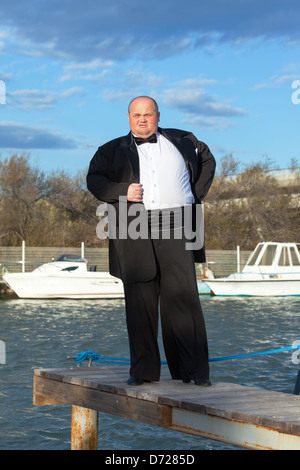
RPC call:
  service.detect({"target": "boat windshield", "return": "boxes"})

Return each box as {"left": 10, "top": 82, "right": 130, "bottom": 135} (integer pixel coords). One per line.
{"left": 258, "top": 244, "right": 277, "bottom": 266}
{"left": 247, "top": 244, "right": 263, "bottom": 266}
{"left": 55, "top": 254, "right": 85, "bottom": 263}
{"left": 290, "top": 247, "right": 300, "bottom": 266}
{"left": 278, "top": 247, "right": 290, "bottom": 266}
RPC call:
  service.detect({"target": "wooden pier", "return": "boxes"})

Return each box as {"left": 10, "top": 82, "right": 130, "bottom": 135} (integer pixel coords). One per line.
{"left": 33, "top": 365, "right": 300, "bottom": 450}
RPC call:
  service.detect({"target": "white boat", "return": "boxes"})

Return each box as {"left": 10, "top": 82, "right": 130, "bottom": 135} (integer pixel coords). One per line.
{"left": 2, "top": 253, "right": 212, "bottom": 299}
{"left": 205, "top": 242, "right": 300, "bottom": 297}
{"left": 2, "top": 254, "right": 124, "bottom": 299}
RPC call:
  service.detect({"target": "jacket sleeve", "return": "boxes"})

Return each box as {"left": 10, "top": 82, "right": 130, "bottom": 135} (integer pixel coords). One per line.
{"left": 86, "top": 145, "right": 130, "bottom": 203}
{"left": 188, "top": 133, "right": 216, "bottom": 202}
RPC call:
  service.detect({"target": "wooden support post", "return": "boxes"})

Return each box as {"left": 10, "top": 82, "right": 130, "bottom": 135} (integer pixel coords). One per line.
{"left": 71, "top": 405, "right": 98, "bottom": 450}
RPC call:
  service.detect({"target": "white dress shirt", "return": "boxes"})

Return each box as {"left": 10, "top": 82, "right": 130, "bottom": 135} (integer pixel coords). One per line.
{"left": 135, "top": 132, "right": 195, "bottom": 210}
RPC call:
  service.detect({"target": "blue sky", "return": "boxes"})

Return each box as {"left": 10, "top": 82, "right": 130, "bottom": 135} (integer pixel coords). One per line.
{"left": 0, "top": 0, "right": 300, "bottom": 175}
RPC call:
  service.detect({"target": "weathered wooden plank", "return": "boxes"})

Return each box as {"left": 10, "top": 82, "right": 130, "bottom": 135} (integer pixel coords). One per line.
{"left": 34, "top": 366, "right": 300, "bottom": 409}
{"left": 33, "top": 365, "right": 300, "bottom": 449}
{"left": 34, "top": 374, "right": 172, "bottom": 429}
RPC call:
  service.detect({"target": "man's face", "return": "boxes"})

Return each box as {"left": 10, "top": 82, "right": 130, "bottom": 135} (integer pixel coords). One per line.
{"left": 127, "top": 97, "right": 160, "bottom": 138}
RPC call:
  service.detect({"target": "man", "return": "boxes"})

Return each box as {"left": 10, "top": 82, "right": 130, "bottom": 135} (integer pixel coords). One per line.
{"left": 87, "top": 96, "right": 216, "bottom": 386}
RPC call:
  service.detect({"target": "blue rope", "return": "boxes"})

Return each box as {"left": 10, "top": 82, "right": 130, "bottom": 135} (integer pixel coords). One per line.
{"left": 209, "top": 344, "right": 300, "bottom": 362}
{"left": 73, "top": 344, "right": 300, "bottom": 365}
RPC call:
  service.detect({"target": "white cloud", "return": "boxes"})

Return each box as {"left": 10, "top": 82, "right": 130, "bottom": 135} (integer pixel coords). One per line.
{"left": 99, "top": 71, "right": 165, "bottom": 104}
{"left": 1, "top": 1, "right": 299, "bottom": 62}
{"left": 7, "top": 87, "right": 83, "bottom": 110}
{"left": 182, "top": 115, "right": 239, "bottom": 131}
{"left": 59, "top": 59, "right": 114, "bottom": 82}
{"left": 0, "top": 70, "right": 13, "bottom": 82}
{"left": 99, "top": 74, "right": 247, "bottom": 130}
{"left": 0, "top": 121, "right": 77, "bottom": 149}
{"left": 125, "top": 71, "right": 165, "bottom": 89}
{"left": 161, "top": 79, "right": 247, "bottom": 118}
{"left": 252, "top": 73, "right": 300, "bottom": 90}
{"left": 101, "top": 89, "right": 134, "bottom": 103}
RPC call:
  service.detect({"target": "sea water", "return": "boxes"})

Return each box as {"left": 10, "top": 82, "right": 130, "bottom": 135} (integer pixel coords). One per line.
{"left": 0, "top": 296, "right": 299, "bottom": 450}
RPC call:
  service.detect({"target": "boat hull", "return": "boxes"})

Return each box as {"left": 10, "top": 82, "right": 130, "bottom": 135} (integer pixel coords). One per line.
{"left": 197, "top": 280, "right": 211, "bottom": 295}
{"left": 3, "top": 272, "right": 125, "bottom": 299}
{"left": 205, "top": 278, "right": 300, "bottom": 297}
{"left": 3, "top": 272, "right": 211, "bottom": 299}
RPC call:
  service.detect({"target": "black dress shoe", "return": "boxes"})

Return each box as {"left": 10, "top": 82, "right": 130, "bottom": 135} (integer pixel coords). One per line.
{"left": 194, "top": 379, "right": 212, "bottom": 387}
{"left": 127, "top": 376, "right": 144, "bottom": 386}
{"left": 182, "top": 379, "right": 191, "bottom": 383}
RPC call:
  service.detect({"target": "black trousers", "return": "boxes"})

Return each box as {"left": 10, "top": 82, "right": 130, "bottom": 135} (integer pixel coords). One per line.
{"left": 123, "top": 228, "right": 209, "bottom": 382}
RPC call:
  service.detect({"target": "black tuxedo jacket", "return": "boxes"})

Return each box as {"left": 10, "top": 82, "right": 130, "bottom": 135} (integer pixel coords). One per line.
{"left": 87, "top": 127, "right": 216, "bottom": 283}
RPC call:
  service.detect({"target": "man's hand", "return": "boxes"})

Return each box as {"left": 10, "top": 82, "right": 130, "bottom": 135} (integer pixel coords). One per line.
{"left": 127, "top": 183, "right": 143, "bottom": 202}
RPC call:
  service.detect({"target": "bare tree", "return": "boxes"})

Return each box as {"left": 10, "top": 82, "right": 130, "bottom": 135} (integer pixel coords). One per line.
{"left": 204, "top": 156, "right": 299, "bottom": 250}
{"left": 0, "top": 153, "right": 298, "bottom": 249}
{"left": 0, "top": 154, "right": 99, "bottom": 246}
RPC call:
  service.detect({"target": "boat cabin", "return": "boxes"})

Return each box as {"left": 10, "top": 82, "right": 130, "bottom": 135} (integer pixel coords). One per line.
{"left": 33, "top": 254, "right": 88, "bottom": 274}
{"left": 244, "top": 242, "right": 300, "bottom": 273}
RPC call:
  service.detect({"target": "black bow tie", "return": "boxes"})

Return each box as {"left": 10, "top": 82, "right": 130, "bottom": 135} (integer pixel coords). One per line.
{"left": 134, "top": 133, "right": 157, "bottom": 145}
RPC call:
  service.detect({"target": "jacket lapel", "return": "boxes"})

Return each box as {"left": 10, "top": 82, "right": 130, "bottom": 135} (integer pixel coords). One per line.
{"left": 119, "top": 132, "right": 140, "bottom": 182}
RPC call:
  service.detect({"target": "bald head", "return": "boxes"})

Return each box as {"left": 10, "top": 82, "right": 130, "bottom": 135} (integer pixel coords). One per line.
{"left": 127, "top": 96, "right": 160, "bottom": 138}
{"left": 128, "top": 96, "right": 159, "bottom": 114}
